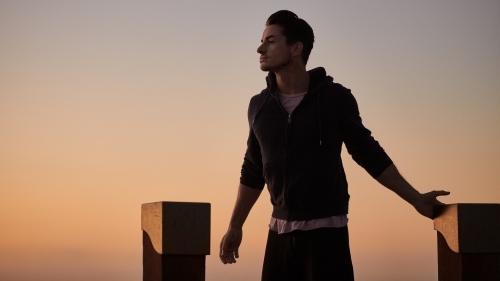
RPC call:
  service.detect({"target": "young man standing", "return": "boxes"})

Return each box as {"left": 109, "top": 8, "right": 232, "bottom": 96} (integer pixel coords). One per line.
{"left": 219, "top": 10, "right": 449, "bottom": 281}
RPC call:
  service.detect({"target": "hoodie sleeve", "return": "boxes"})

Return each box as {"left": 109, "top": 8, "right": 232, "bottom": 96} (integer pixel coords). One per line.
{"left": 239, "top": 95, "right": 266, "bottom": 190}
{"left": 340, "top": 89, "right": 393, "bottom": 178}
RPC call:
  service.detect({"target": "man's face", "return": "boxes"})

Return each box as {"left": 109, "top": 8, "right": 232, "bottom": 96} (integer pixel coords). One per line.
{"left": 257, "top": 25, "right": 294, "bottom": 72}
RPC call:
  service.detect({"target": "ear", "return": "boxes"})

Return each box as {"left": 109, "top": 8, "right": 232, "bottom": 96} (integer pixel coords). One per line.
{"left": 291, "top": 42, "right": 304, "bottom": 58}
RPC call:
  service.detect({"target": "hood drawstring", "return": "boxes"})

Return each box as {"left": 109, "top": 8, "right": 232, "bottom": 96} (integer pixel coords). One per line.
{"left": 317, "top": 91, "right": 323, "bottom": 146}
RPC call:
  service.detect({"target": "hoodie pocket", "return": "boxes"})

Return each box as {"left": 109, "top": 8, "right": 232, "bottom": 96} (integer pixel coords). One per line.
{"left": 287, "top": 156, "right": 323, "bottom": 208}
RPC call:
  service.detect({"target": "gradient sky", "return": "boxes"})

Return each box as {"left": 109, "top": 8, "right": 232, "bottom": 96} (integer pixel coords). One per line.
{"left": 1, "top": 1, "right": 499, "bottom": 280}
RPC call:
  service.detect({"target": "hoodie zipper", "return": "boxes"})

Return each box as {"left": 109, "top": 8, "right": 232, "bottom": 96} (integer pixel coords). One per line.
{"left": 272, "top": 91, "right": 292, "bottom": 213}
{"left": 276, "top": 91, "right": 314, "bottom": 220}
{"left": 265, "top": 70, "right": 330, "bottom": 220}
{"left": 284, "top": 114, "right": 292, "bottom": 220}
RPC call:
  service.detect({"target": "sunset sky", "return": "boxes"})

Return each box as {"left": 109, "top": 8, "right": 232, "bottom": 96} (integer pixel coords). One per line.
{"left": 1, "top": 1, "right": 499, "bottom": 280}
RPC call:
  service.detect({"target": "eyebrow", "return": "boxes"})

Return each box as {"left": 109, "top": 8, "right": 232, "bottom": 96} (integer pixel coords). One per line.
{"left": 261, "top": 35, "right": 276, "bottom": 43}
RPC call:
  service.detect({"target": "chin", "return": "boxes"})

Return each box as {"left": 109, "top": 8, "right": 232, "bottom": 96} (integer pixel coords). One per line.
{"left": 260, "top": 66, "right": 271, "bottom": 71}
{"left": 260, "top": 59, "right": 290, "bottom": 73}
{"left": 259, "top": 63, "right": 271, "bottom": 72}
{"left": 260, "top": 63, "right": 280, "bottom": 72}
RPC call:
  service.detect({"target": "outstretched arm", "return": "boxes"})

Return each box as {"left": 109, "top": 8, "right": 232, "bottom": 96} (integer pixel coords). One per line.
{"left": 376, "top": 164, "right": 450, "bottom": 219}
{"left": 220, "top": 184, "right": 262, "bottom": 264}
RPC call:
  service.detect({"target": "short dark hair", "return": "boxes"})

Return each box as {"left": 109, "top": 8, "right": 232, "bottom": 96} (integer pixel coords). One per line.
{"left": 266, "top": 10, "right": 315, "bottom": 65}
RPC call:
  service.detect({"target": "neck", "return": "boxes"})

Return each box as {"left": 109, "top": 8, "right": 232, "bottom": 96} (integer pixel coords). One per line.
{"left": 274, "top": 65, "right": 309, "bottom": 95}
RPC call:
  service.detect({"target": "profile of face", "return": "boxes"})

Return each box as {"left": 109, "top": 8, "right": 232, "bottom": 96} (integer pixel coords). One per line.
{"left": 257, "top": 25, "right": 296, "bottom": 72}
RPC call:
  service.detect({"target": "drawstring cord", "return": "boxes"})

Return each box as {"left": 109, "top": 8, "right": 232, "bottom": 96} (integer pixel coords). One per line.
{"left": 317, "top": 91, "right": 323, "bottom": 146}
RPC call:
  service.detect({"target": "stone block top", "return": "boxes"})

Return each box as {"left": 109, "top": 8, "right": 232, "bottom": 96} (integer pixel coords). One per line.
{"left": 434, "top": 203, "right": 500, "bottom": 253}
{"left": 142, "top": 201, "right": 210, "bottom": 255}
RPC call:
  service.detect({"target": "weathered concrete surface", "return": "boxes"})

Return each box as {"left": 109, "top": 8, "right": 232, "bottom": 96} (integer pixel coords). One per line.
{"left": 437, "top": 232, "right": 500, "bottom": 281}
{"left": 141, "top": 201, "right": 210, "bottom": 255}
{"left": 434, "top": 203, "right": 500, "bottom": 281}
{"left": 143, "top": 230, "right": 205, "bottom": 281}
{"left": 434, "top": 203, "right": 500, "bottom": 253}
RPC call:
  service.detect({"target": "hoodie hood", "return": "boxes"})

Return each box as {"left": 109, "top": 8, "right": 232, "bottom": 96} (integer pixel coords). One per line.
{"left": 265, "top": 67, "right": 334, "bottom": 95}
{"left": 263, "top": 67, "right": 334, "bottom": 146}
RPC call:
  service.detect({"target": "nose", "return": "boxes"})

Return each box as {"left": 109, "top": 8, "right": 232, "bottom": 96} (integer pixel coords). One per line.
{"left": 257, "top": 42, "right": 265, "bottom": 54}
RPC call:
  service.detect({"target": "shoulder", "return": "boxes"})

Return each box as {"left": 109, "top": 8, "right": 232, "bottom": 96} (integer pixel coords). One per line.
{"left": 324, "top": 81, "right": 352, "bottom": 95}
{"left": 246, "top": 88, "right": 270, "bottom": 123}
{"left": 249, "top": 89, "right": 269, "bottom": 107}
{"left": 318, "top": 81, "right": 361, "bottom": 116}
{"left": 248, "top": 89, "right": 270, "bottom": 112}
{"left": 319, "top": 81, "right": 354, "bottom": 103}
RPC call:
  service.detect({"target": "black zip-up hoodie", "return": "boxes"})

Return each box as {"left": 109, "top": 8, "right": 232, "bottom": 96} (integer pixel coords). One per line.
{"left": 240, "top": 67, "right": 393, "bottom": 221}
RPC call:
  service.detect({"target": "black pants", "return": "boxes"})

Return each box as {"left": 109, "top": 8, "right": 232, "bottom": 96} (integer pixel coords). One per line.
{"left": 262, "top": 227, "right": 354, "bottom": 281}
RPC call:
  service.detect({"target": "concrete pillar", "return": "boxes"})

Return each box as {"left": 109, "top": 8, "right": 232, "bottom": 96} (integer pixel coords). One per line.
{"left": 434, "top": 204, "right": 500, "bottom": 281}
{"left": 142, "top": 201, "right": 210, "bottom": 281}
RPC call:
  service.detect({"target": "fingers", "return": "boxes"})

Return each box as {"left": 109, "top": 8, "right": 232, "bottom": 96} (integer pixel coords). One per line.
{"left": 220, "top": 249, "right": 238, "bottom": 264}
{"left": 219, "top": 237, "right": 238, "bottom": 264}
{"left": 414, "top": 190, "right": 452, "bottom": 219}
{"left": 423, "top": 190, "right": 450, "bottom": 203}
{"left": 431, "top": 190, "right": 450, "bottom": 197}
{"left": 219, "top": 229, "right": 242, "bottom": 264}
{"left": 431, "top": 190, "right": 450, "bottom": 204}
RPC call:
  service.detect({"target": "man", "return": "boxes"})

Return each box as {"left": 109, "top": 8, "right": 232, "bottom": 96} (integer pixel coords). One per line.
{"left": 219, "top": 10, "right": 449, "bottom": 281}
